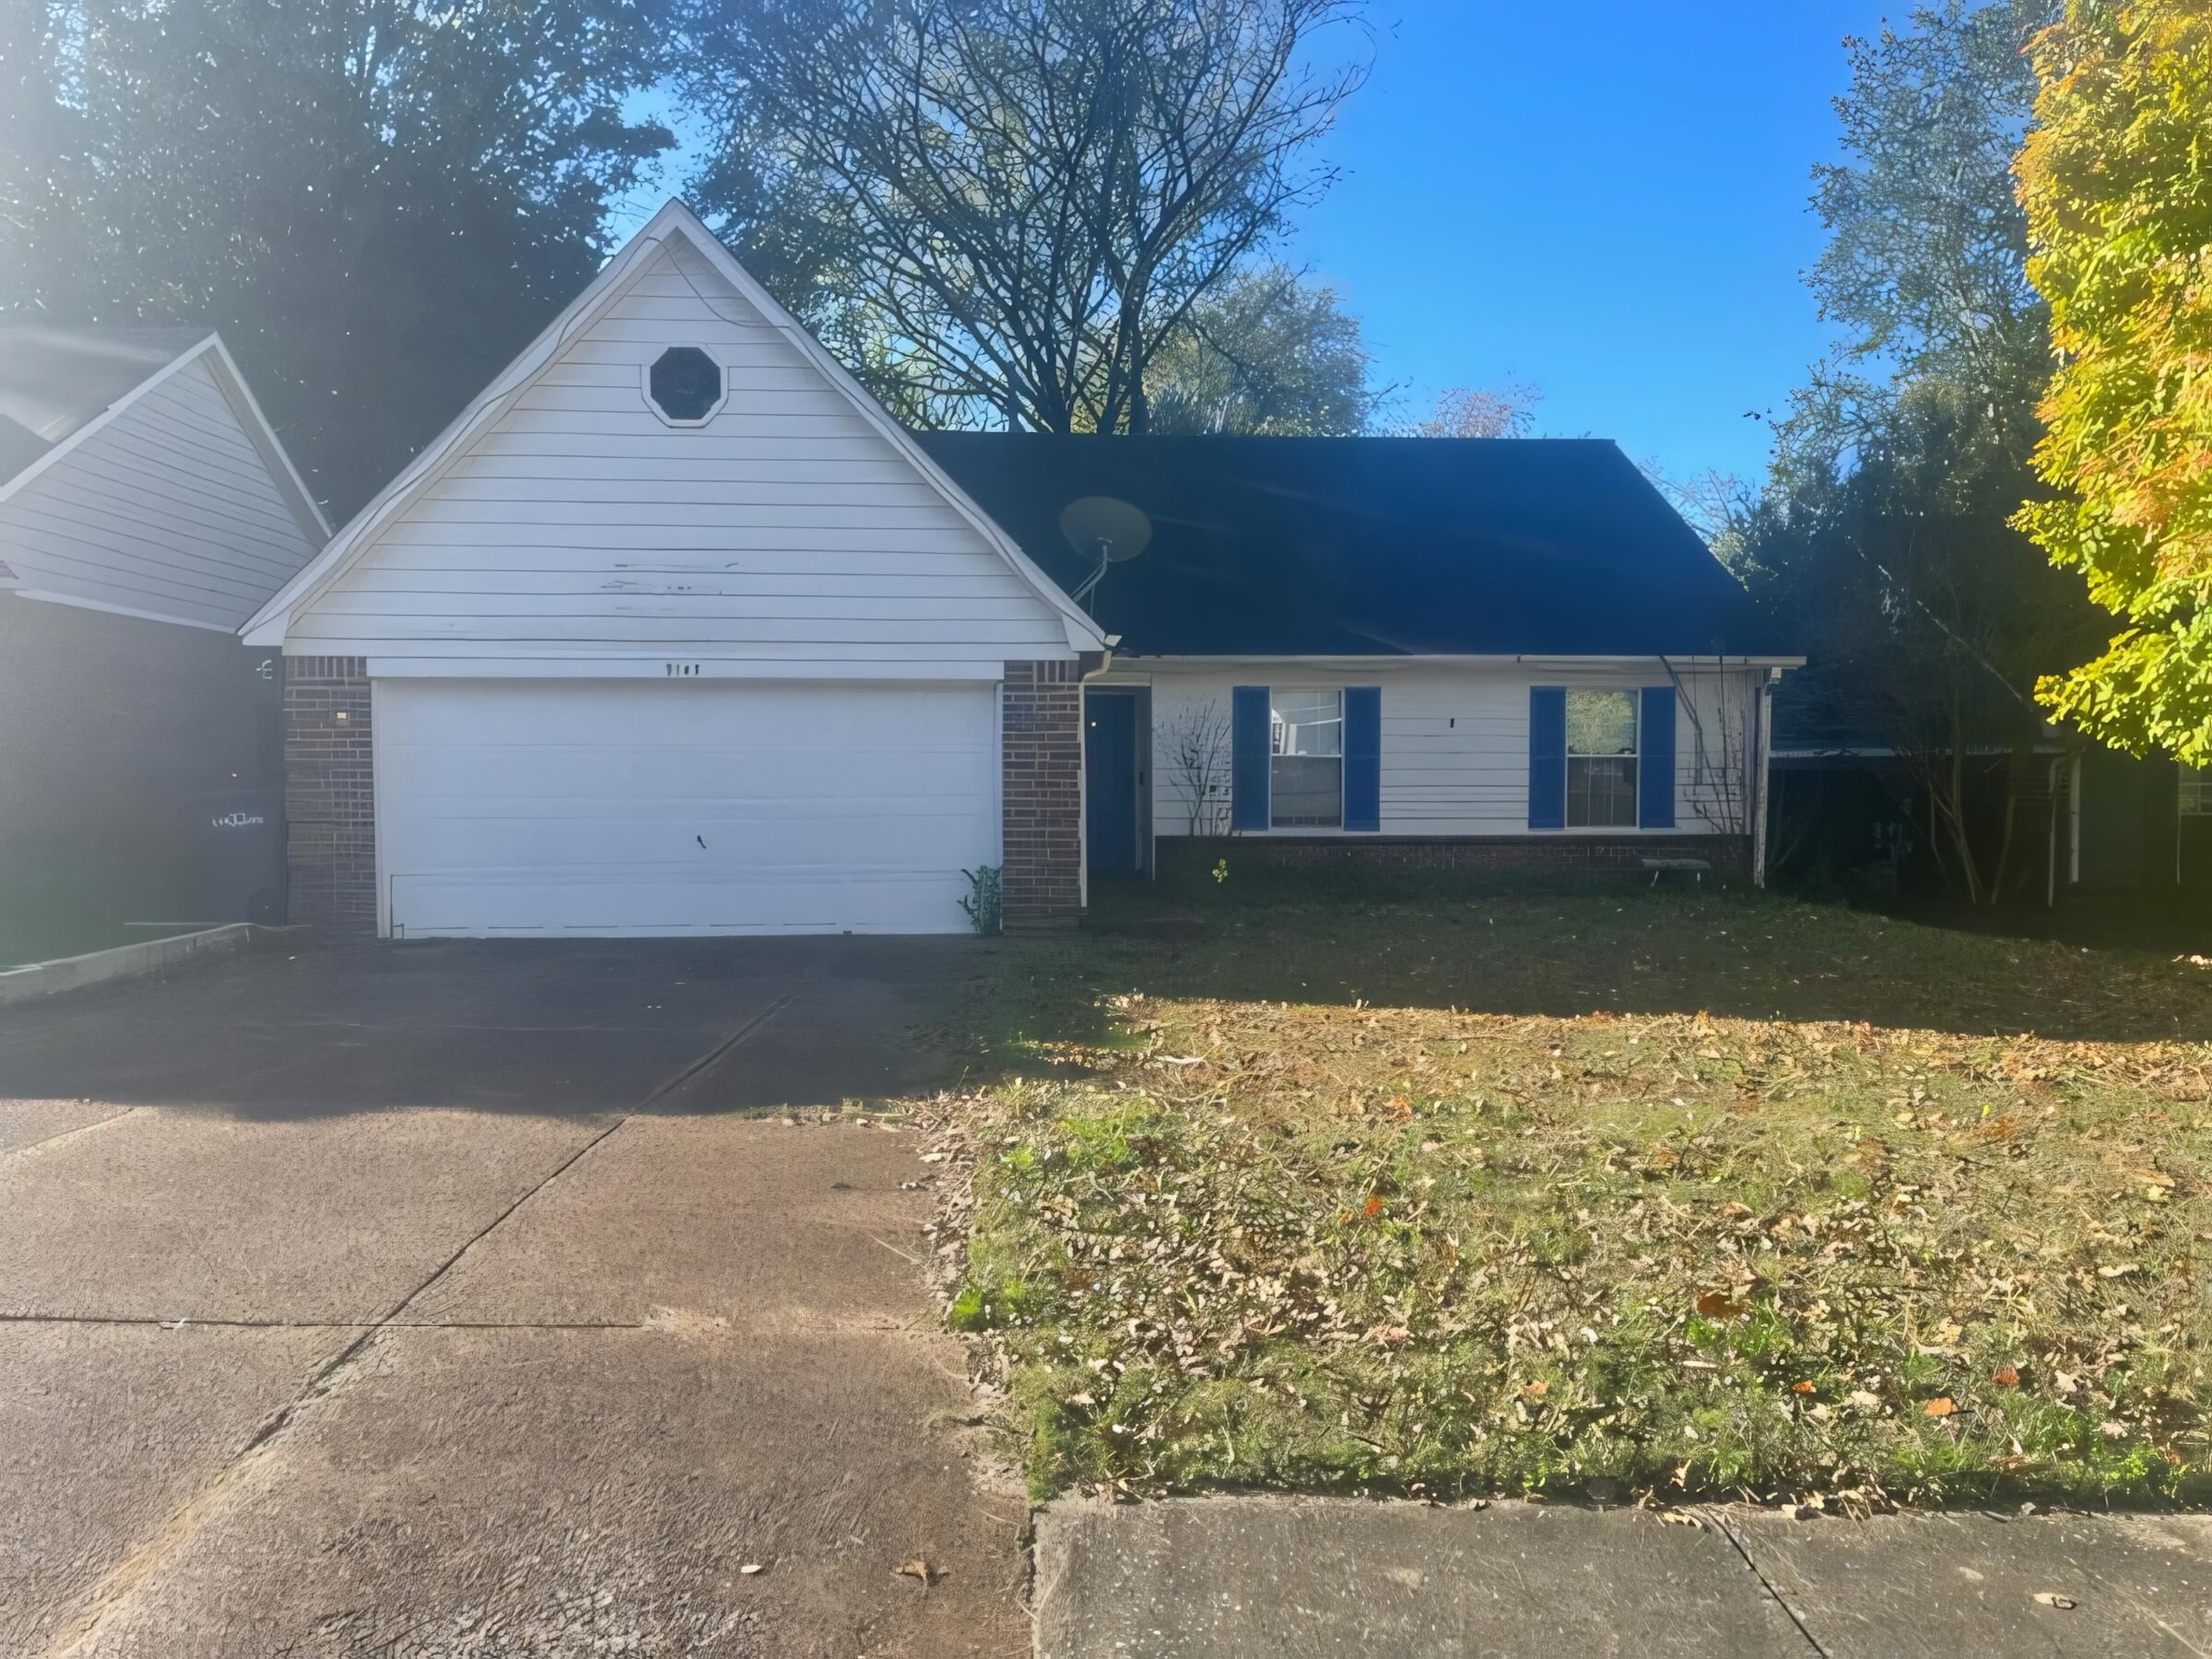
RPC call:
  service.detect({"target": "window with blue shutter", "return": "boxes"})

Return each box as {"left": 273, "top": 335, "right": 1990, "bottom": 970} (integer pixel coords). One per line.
{"left": 1231, "top": 685, "right": 1270, "bottom": 831}
{"left": 1639, "top": 686, "right": 1677, "bottom": 830}
{"left": 1528, "top": 687, "right": 1567, "bottom": 830}
{"left": 1343, "top": 687, "right": 1381, "bottom": 831}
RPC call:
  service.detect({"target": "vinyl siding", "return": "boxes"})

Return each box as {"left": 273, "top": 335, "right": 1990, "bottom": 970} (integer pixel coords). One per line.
{"left": 288, "top": 239, "right": 1068, "bottom": 667}
{"left": 1128, "top": 661, "right": 1763, "bottom": 839}
{"left": 0, "top": 355, "right": 319, "bottom": 630}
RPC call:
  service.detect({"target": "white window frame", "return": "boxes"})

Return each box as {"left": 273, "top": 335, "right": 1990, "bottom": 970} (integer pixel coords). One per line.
{"left": 1269, "top": 687, "right": 1344, "bottom": 830}
{"left": 640, "top": 346, "right": 729, "bottom": 428}
{"left": 1566, "top": 688, "right": 1639, "bottom": 830}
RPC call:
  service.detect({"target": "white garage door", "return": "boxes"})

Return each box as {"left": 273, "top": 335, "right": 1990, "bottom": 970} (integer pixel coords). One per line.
{"left": 376, "top": 679, "right": 997, "bottom": 937}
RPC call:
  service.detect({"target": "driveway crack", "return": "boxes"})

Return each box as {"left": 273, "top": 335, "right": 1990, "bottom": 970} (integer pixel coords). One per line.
{"left": 2, "top": 1107, "right": 142, "bottom": 1159}
{"left": 42, "top": 989, "right": 800, "bottom": 1658}
{"left": 1701, "top": 1508, "right": 1830, "bottom": 1658}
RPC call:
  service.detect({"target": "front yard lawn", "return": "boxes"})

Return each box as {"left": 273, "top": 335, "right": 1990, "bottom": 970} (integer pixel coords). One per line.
{"left": 936, "top": 875, "right": 2212, "bottom": 1509}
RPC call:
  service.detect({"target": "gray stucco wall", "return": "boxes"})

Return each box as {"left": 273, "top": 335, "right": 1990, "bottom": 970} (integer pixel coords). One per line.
{"left": 0, "top": 594, "right": 284, "bottom": 960}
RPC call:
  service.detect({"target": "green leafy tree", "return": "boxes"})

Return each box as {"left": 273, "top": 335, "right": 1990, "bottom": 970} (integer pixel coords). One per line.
{"left": 0, "top": 0, "right": 673, "bottom": 517}
{"left": 1747, "top": 1, "right": 2104, "bottom": 902}
{"left": 2015, "top": 0, "right": 2212, "bottom": 762}
{"left": 678, "top": 0, "right": 1368, "bottom": 434}
{"left": 1145, "top": 264, "right": 1381, "bottom": 436}
{"left": 1780, "top": 0, "right": 2057, "bottom": 475}
{"left": 1739, "top": 385, "right": 2095, "bottom": 901}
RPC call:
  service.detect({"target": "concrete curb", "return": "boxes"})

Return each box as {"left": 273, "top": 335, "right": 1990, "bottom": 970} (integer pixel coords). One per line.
{"left": 1031, "top": 1495, "right": 2212, "bottom": 1658}
{"left": 0, "top": 923, "right": 301, "bottom": 1006}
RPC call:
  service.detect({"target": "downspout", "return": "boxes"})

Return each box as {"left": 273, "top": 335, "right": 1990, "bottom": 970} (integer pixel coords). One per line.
{"left": 1751, "top": 668, "right": 1775, "bottom": 888}
{"left": 1074, "top": 642, "right": 1121, "bottom": 917}
{"left": 2046, "top": 756, "right": 2064, "bottom": 910}
{"left": 2069, "top": 752, "right": 2082, "bottom": 887}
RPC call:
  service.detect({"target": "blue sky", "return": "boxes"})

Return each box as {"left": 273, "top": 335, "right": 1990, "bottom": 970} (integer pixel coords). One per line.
{"left": 629, "top": 0, "right": 1882, "bottom": 488}
{"left": 1285, "top": 0, "right": 1878, "bottom": 486}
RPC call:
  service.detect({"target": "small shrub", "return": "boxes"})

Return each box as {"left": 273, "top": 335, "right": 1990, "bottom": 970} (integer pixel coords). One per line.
{"left": 960, "top": 864, "right": 1004, "bottom": 935}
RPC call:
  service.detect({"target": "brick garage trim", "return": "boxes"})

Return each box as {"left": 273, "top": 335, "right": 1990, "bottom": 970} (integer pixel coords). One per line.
{"left": 1158, "top": 832, "right": 1752, "bottom": 882}
{"left": 284, "top": 655, "right": 375, "bottom": 931}
{"left": 1001, "top": 660, "right": 1084, "bottom": 931}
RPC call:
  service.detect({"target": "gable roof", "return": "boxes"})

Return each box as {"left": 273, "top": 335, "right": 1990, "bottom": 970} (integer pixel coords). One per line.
{"left": 244, "top": 200, "right": 1106, "bottom": 653}
{"left": 0, "top": 326, "right": 211, "bottom": 485}
{"left": 0, "top": 326, "right": 329, "bottom": 546}
{"left": 915, "top": 433, "right": 1795, "bottom": 660}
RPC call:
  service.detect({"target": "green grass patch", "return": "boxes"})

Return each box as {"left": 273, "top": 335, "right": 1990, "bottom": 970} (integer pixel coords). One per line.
{"left": 935, "top": 882, "right": 2212, "bottom": 1507}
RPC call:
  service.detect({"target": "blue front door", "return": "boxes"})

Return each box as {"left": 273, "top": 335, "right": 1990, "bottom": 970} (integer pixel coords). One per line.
{"left": 1086, "top": 692, "right": 1138, "bottom": 874}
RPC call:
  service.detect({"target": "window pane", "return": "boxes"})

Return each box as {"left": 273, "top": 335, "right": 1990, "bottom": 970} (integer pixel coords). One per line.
{"left": 1272, "top": 757, "right": 1342, "bottom": 826}
{"left": 1566, "top": 689, "right": 1637, "bottom": 757}
{"left": 1272, "top": 690, "right": 1342, "bottom": 758}
{"left": 2186, "top": 770, "right": 2212, "bottom": 817}
{"left": 1568, "top": 756, "right": 1637, "bottom": 827}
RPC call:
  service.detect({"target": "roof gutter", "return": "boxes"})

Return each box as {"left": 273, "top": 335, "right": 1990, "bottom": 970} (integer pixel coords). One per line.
{"left": 1100, "top": 652, "right": 1806, "bottom": 669}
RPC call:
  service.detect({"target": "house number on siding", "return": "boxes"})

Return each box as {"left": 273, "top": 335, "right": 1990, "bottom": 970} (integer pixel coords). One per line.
{"left": 665, "top": 663, "right": 701, "bottom": 677}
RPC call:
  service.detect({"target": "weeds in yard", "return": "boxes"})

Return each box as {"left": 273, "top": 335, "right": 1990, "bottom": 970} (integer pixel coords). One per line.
{"left": 931, "top": 885, "right": 2212, "bottom": 1508}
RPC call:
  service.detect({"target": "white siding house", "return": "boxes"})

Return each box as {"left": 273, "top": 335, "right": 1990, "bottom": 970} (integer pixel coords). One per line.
{"left": 0, "top": 336, "right": 325, "bottom": 632}
{"left": 276, "top": 233, "right": 1079, "bottom": 677}
{"left": 244, "top": 201, "right": 1794, "bottom": 943}
{"left": 0, "top": 329, "right": 327, "bottom": 958}
{"left": 246, "top": 200, "right": 1107, "bottom": 939}
{"left": 1126, "top": 661, "right": 1768, "bottom": 842}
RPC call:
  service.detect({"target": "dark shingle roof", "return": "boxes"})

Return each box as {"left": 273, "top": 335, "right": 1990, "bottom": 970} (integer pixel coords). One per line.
{"left": 915, "top": 433, "right": 1792, "bottom": 658}
{"left": 0, "top": 326, "right": 210, "bottom": 487}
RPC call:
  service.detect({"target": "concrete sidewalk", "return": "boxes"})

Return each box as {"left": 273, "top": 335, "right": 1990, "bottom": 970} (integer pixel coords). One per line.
{"left": 1034, "top": 1495, "right": 2212, "bottom": 1657}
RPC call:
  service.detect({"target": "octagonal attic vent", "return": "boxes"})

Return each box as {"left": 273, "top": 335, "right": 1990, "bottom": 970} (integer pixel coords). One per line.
{"left": 646, "top": 346, "right": 724, "bottom": 424}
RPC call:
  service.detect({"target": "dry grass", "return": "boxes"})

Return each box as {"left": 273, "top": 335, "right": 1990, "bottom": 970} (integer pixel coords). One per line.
{"left": 935, "top": 877, "right": 2212, "bottom": 1508}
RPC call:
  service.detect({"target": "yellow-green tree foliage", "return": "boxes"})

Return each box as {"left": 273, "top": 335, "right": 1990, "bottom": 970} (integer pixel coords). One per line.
{"left": 2016, "top": 0, "right": 2212, "bottom": 760}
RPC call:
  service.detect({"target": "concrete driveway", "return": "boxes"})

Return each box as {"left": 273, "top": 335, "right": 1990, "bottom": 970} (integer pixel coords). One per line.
{"left": 0, "top": 937, "right": 1027, "bottom": 1658}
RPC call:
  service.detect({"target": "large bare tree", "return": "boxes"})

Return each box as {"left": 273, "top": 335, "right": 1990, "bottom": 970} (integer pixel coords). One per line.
{"left": 680, "top": 0, "right": 1367, "bottom": 433}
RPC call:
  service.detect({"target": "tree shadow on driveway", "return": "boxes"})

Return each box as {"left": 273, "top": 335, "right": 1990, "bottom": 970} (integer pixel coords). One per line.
{"left": 0, "top": 935, "right": 994, "bottom": 1121}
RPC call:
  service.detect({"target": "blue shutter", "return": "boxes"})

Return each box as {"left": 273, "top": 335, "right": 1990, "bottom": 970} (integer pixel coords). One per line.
{"left": 1343, "top": 687, "right": 1381, "bottom": 832}
{"left": 1639, "top": 686, "right": 1677, "bottom": 830}
{"left": 1231, "top": 686, "right": 1270, "bottom": 831}
{"left": 1528, "top": 687, "right": 1567, "bottom": 830}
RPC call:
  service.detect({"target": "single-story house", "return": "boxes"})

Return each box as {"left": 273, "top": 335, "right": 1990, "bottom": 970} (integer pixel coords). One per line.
{"left": 0, "top": 327, "right": 327, "bottom": 960}
{"left": 241, "top": 200, "right": 1797, "bottom": 938}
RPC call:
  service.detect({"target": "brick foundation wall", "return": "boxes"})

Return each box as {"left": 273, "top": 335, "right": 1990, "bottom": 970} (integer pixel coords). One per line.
{"left": 1159, "top": 832, "right": 1752, "bottom": 883}
{"left": 1001, "top": 660, "right": 1084, "bottom": 931}
{"left": 284, "top": 656, "right": 376, "bottom": 932}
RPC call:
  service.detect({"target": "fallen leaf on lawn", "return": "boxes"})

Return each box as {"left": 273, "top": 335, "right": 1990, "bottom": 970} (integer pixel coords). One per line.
{"left": 2097, "top": 1264, "right": 2140, "bottom": 1279}
{"left": 1522, "top": 1380, "right": 1550, "bottom": 1400}
{"left": 897, "top": 1559, "right": 942, "bottom": 1588}
{"left": 2145, "top": 1185, "right": 2171, "bottom": 1204}
{"left": 1992, "top": 1367, "right": 2020, "bottom": 1387}
{"left": 1791, "top": 1381, "right": 1817, "bottom": 1394}
{"left": 1695, "top": 1289, "right": 1746, "bottom": 1320}
{"left": 2033, "top": 1593, "right": 2077, "bottom": 1610}
{"left": 1924, "top": 1397, "right": 1957, "bottom": 1418}
{"left": 1362, "top": 1194, "right": 1385, "bottom": 1219}
{"left": 739, "top": 1563, "right": 766, "bottom": 1576}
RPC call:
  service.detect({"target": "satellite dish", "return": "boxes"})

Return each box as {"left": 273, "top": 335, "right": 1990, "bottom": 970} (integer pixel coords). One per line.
{"left": 1059, "top": 496, "right": 1152, "bottom": 607}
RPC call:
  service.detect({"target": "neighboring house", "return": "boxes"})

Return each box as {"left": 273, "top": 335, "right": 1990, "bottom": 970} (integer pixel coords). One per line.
{"left": 1767, "top": 670, "right": 2201, "bottom": 901}
{"left": 242, "top": 201, "right": 1794, "bottom": 940}
{"left": 0, "top": 328, "right": 328, "bottom": 959}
